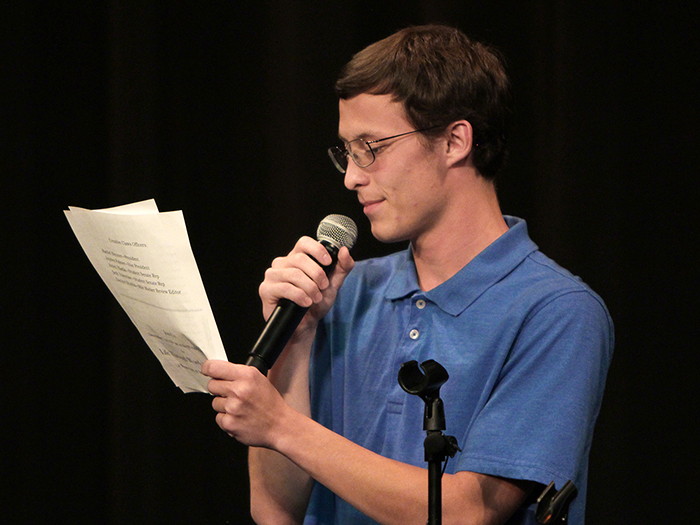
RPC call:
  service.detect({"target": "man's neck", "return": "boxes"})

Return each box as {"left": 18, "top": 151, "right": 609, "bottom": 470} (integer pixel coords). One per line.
{"left": 411, "top": 177, "right": 508, "bottom": 292}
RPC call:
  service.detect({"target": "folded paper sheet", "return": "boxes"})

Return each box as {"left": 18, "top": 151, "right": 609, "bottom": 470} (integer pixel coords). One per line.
{"left": 65, "top": 199, "right": 227, "bottom": 393}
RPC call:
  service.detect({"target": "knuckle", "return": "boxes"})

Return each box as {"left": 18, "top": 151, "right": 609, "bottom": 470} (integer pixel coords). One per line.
{"left": 270, "top": 256, "right": 287, "bottom": 269}
{"left": 236, "top": 382, "right": 255, "bottom": 400}
{"left": 294, "top": 235, "right": 313, "bottom": 249}
{"left": 223, "top": 395, "right": 241, "bottom": 415}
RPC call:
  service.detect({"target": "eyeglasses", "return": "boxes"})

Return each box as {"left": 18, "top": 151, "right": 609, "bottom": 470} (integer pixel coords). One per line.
{"left": 328, "top": 127, "right": 437, "bottom": 174}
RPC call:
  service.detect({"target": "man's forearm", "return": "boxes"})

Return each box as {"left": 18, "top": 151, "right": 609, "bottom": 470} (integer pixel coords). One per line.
{"left": 249, "top": 447, "right": 313, "bottom": 524}
{"left": 267, "top": 408, "right": 530, "bottom": 525}
{"left": 248, "top": 326, "right": 316, "bottom": 523}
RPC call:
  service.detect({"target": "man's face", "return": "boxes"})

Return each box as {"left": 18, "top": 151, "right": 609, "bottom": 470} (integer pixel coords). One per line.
{"left": 338, "top": 93, "right": 449, "bottom": 245}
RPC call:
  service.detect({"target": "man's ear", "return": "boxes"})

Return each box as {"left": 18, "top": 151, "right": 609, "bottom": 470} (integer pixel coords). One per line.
{"left": 444, "top": 120, "right": 474, "bottom": 167}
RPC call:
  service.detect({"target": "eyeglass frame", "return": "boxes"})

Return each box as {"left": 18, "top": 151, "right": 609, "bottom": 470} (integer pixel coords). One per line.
{"left": 328, "top": 126, "right": 441, "bottom": 174}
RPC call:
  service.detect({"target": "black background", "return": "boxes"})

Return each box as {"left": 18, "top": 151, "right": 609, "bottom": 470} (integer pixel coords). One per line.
{"left": 3, "top": 2, "right": 698, "bottom": 523}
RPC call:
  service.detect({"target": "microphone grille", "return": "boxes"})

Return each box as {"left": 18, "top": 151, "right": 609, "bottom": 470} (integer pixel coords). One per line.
{"left": 317, "top": 214, "right": 358, "bottom": 250}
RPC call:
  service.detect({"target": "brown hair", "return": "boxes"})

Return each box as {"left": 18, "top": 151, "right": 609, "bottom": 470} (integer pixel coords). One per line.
{"left": 335, "top": 25, "right": 511, "bottom": 180}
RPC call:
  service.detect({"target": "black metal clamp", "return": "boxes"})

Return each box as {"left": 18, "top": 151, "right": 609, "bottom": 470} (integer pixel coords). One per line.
{"left": 535, "top": 480, "right": 578, "bottom": 524}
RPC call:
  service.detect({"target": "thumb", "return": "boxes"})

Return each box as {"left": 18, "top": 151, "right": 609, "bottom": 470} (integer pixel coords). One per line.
{"left": 329, "top": 246, "right": 355, "bottom": 288}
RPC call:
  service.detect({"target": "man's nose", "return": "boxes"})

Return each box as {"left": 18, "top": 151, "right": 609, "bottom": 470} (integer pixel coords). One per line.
{"left": 343, "top": 160, "right": 368, "bottom": 191}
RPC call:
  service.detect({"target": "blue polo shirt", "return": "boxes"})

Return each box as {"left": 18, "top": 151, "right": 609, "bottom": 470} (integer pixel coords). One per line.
{"left": 306, "top": 216, "right": 614, "bottom": 525}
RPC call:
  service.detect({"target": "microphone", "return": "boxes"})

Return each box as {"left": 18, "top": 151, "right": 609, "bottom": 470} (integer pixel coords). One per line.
{"left": 245, "top": 214, "right": 358, "bottom": 375}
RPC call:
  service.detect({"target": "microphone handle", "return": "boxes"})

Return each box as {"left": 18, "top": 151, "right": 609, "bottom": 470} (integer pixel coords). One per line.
{"left": 245, "top": 299, "right": 308, "bottom": 375}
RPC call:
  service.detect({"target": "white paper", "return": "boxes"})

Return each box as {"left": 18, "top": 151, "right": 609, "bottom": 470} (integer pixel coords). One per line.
{"left": 65, "top": 199, "right": 227, "bottom": 393}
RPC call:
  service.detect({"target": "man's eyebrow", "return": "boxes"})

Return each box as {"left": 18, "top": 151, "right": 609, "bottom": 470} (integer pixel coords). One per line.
{"left": 338, "top": 132, "right": 375, "bottom": 143}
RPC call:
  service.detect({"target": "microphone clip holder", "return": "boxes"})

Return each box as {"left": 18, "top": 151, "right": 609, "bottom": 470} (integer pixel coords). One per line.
{"left": 535, "top": 480, "right": 578, "bottom": 524}
{"left": 399, "top": 360, "right": 461, "bottom": 525}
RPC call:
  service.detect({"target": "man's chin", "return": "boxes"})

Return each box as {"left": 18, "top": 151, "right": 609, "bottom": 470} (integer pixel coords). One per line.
{"left": 369, "top": 223, "right": 407, "bottom": 245}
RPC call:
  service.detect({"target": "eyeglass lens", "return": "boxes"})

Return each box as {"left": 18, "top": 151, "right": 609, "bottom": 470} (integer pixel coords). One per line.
{"left": 328, "top": 147, "right": 348, "bottom": 173}
{"left": 328, "top": 140, "right": 378, "bottom": 174}
{"left": 346, "top": 140, "right": 375, "bottom": 167}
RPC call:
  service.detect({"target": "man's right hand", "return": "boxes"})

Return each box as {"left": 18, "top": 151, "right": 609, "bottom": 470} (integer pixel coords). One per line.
{"left": 258, "top": 235, "right": 355, "bottom": 329}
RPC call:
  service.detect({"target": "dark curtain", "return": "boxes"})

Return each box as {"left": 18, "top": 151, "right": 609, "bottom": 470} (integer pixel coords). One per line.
{"left": 3, "top": 1, "right": 698, "bottom": 523}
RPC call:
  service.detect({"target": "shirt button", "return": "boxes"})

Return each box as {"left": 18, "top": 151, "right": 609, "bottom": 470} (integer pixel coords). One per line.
{"left": 409, "top": 329, "right": 420, "bottom": 340}
{"left": 416, "top": 299, "right": 426, "bottom": 309}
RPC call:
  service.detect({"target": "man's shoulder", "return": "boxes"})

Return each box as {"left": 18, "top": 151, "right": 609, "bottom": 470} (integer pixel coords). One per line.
{"left": 511, "top": 251, "right": 612, "bottom": 327}
{"left": 517, "top": 251, "right": 599, "bottom": 297}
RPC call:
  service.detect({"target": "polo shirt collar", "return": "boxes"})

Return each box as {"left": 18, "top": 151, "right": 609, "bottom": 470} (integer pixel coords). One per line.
{"left": 384, "top": 216, "right": 539, "bottom": 316}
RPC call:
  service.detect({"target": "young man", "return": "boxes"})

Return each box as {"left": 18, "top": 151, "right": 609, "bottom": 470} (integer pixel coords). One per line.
{"left": 203, "top": 25, "right": 613, "bottom": 525}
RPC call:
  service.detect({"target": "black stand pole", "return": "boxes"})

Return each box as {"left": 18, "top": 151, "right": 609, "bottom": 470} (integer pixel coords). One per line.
{"left": 399, "top": 360, "right": 461, "bottom": 525}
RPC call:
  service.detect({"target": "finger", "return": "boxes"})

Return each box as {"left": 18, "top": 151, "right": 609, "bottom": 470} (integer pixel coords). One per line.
{"left": 291, "top": 236, "right": 333, "bottom": 268}
{"left": 260, "top": 273, "right": 318, "bottom": 312}
{"left": 260, "top": 260, "right": 329, "bottom": 308}
{"left": 285, "top": 237, "right": 340, "bottom": 290}
{"left": 201, "top": 359, "right": 245, "bottom": 381}
{"left": 263, "top": 237, "right": 336, "bottom": 295}
{"left": 215, "top": 412, "right": 234, "bottom": 435}
{"left": 270, "top": 237, "right": 331, "bottom": 273}
{"left": 328, "top": 246, "right": 355, "bottom": 289}
{"left": 284, "top": 249, "right": 332, "bottom": 290}
{"left": 274, "top": 258, "right": 329, "bottom": 293}
{"left": 335, "top": 246, "right": 355, "bottom": 273}
{"left": 211, "top": 394, "right": 228, "bottom": 413}
{"left": 207, "top": 378, "right": 233, "bottom": 397}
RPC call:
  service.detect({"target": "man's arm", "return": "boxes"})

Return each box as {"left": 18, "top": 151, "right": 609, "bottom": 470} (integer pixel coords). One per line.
{"left": 204, "top": 359, "right": 533, "bottom": 525}
{"left": 274, "top": 415, "right": 533, "bottom": 525}
{"left": 208, "top": 236, "right": 353, "bottom": 523}
{"left": 248, "top": 323, "right": 317, "bottom": 525}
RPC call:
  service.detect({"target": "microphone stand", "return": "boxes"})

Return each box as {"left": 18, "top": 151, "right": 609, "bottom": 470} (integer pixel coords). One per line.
{"left": 399, "top": 363, "right": 578, "bottom": 525}
{"left": 399, "top": 360, "right": 461, "bottom": 525}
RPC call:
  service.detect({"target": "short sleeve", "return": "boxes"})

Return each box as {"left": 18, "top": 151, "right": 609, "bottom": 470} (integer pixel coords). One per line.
{"left": 455, "top": 289, "right": 614, "bottom": 490}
